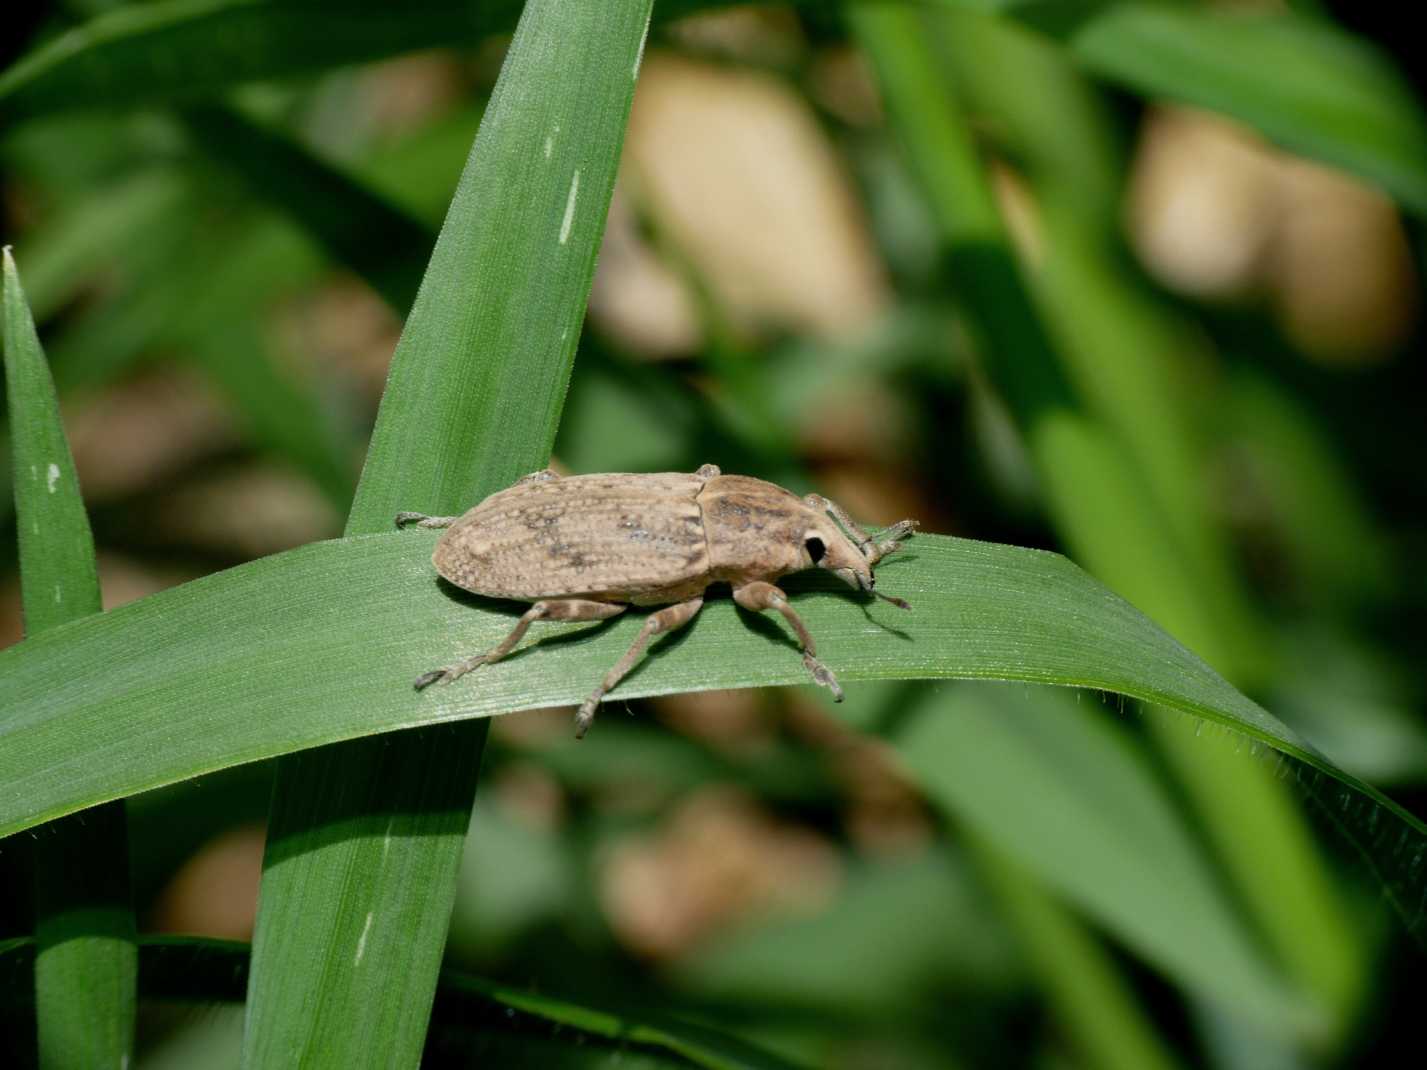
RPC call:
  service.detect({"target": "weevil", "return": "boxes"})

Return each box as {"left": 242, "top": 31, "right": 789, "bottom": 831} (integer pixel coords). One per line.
{"left": 396, "top": 464, "right": 916, "bottom": 738}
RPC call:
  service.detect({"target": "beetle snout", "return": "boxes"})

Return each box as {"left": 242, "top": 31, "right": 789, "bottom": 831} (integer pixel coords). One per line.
{"left": 833, "top": 566, "right": 873, "bottom": 592}
{"left": 836, "top": 563, "right": 912, "bottom": 610}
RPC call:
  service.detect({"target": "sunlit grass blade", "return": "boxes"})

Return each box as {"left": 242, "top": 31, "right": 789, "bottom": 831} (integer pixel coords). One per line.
{"left": 4, "top": 249, "right": 136, "bottom": 1070}
{"left": 1, "top": 531, "right": 1423, "bottom": 899}
{"left": 0, "top": 935, "right": 804, "bottom": 1070}
{"left": 241, "top": 1, "right": 656, "bottom": 1065}
{"left": 935, "top": 0, "right": 1427, "bottom": 214}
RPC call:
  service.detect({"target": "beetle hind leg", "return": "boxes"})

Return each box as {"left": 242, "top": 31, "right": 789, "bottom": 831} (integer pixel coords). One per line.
{"left": 416, "top": 598, "right": 626, "bottom": 690}
{"left": 732, "top": 581, "right": 844, "bottom": 703}
{"left": 574, "top": 596, "right": 704, "bottom": 739}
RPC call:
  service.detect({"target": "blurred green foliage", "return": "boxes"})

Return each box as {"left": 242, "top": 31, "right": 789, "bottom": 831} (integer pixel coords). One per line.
{"left": 3, "top": 2, "right": 1427, "bottom": 1068}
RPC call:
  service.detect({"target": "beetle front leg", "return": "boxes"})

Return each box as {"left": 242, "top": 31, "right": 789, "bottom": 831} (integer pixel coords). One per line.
{"left": 732, "top": 581, "right": 844, "bottom": 703}
{"left": 574, "top": 596, "right": 704, "bottom": 739}
{"left": 395, "top": 512, "right": 460, "bottom": 529}
{"left": 415, "top": 598, "right": 627, "bottom": 689}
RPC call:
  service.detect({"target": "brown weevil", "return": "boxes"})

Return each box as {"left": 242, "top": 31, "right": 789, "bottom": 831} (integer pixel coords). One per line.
{"left": 396, "top": 464, "right": 916, "bottom": 738}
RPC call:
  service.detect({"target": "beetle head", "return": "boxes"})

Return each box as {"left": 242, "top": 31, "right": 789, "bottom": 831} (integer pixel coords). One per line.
{"left": 800, "top": 515, "right": 917, "bottom": 610}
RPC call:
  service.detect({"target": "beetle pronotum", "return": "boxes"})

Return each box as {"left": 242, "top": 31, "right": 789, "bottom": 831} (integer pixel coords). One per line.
{"left": 397, "top": 464, "right": 915, "bottom": 738}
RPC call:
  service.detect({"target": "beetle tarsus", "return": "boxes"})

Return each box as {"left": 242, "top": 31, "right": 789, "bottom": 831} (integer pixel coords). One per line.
{"left": 804, "top": 653, "right": 844, "bottom": 702}
{"left": 414, "top": 653, "right": 491, "bottom": 690}
{"left": 413, "top": 669, "right": 446, "bottom": 690}
{"left": 573, "top": 691, "right": 603, "bottom": 739}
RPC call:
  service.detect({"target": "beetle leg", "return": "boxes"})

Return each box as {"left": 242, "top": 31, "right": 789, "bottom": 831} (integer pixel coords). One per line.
{"left": 416, "top": 598, "right": 626, "bottom": 690}
{"left": 515, "top": 467, "right": 561, "bottom": 485}
{"left": 395, "top": 512, "right": 460, "bottom": 529}
{"left": 732, "top": 581, "right": 844, "bottom": 703}
{"left": 695, "top": 463, "right": 721, "bottom": 480}
{"left": 574, "top": 597, "right": 704, "bottom": 739}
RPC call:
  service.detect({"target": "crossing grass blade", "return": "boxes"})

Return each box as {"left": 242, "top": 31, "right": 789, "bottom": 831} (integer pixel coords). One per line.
{"left": 238, "top": 2, "right": 656, "bottom": 1066}
{"left": 4, "top": 249, "right": 136, "bottom": 1070}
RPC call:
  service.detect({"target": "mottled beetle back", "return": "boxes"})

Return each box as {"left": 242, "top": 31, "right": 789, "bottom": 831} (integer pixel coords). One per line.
{"left": 433, "top": 472, "right": 711, "bottom": 604}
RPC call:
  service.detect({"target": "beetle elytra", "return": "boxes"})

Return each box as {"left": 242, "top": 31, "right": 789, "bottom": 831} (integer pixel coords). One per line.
{"left": 396, "top": 464, "right": 916, "bottom": 738}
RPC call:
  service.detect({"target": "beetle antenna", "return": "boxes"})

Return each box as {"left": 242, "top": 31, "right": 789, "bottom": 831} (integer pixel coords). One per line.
{"left": 805, "top": 494, "right": 919, "bottom": 566}
{"left": 867, "top": 519, "right": 919, "bottom": 566}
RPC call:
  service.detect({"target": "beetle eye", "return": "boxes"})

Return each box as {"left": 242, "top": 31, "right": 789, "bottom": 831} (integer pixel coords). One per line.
{"left": 805, "top": 536, "right": 826, "bottom": 564}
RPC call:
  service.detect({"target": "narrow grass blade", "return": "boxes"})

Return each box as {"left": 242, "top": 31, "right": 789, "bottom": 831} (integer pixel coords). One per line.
{"left": 4, "top": 249, "right": 136, "bottom": 1070}
{"left": 0, "top": 936, "right": 804, "bottom": 1070}
{"left": 241, "top": 2, "right": 655, "bottom": 1066}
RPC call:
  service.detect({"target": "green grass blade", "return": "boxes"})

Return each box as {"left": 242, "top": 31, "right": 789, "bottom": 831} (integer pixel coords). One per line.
{"left": 939, "top": 0, "right": 1427, "bottom": 214}
{"left": 4, "top": 253, "right": 103, "bottom": 633}
{"left": 241, "top": 2, "right": 655, "bottom": 1065}
{"left": 179, "top": 104, "right": 433, "bottom": 313}
{"left": 4, "top": 249, "right": 136, "bottom": 1070}
{"left": 0, "top": 936, "right": 803, "bottom": 1070}
{"left": 1, "top": 530, "right": 1423, "bottom": 906}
